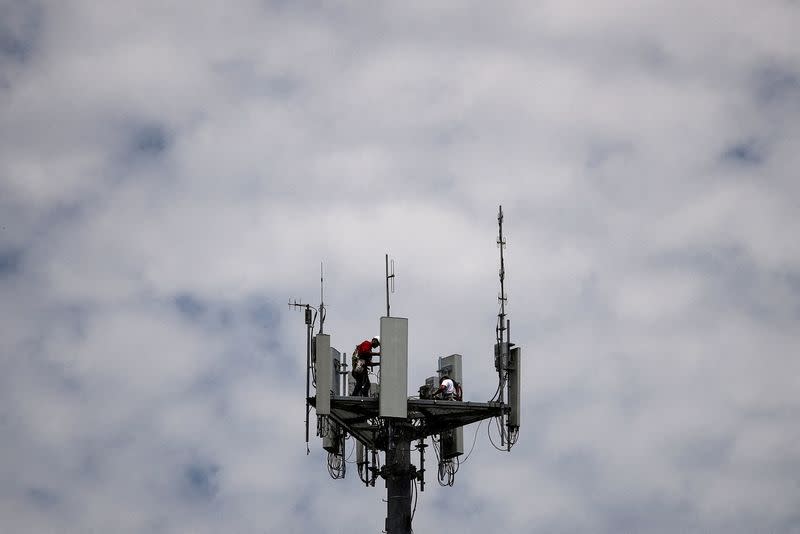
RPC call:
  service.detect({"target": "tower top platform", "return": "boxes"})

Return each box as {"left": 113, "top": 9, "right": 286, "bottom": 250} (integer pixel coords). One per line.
{"left": 309, "top": 395, "right": 508, "bottom": 451}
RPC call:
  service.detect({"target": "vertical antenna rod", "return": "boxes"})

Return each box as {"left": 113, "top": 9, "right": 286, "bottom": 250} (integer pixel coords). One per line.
{"left": 385, "top": 254, "right": 395, "bottom": 317}
{"left": 304, "top": 304, "right": 312, "bottom": 453}
{"left": 386, "top": 254, "right": 390, "bottom": 317}
{"left": 495, "top": 205, "right": 509, "bottom": 446}
{"left": 497, "top": 205, "right": 507, "bottom": 347}
{"left": 319, "top": 262, "right": 325, "bottom": 334}
{"left": 289, "top": 299, "right": 314, "bottom": 454}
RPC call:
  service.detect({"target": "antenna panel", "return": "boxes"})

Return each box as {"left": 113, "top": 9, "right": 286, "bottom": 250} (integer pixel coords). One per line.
{"left": 314, "top": 334, "right": 332, "bottom": 415}
{"left": 508, "top": 346, "right": 521, "bottom": 428}
{"left": 379, "top": 317, "right": 408, "bottom": 418}
{"left": 419, "top": 375, "right": 436, "bottom": 399}
{"left": 323, "top": 424, "right": 341, "bottom": 453}
{"left": 356, "top": 440, "right": 365, "bottom": 465}
{"left": 437, "top": 354, "right": 463, "bottom": 385}
{"left": 440, "top": 428, "right": 463, "bottom": 459}
{"left": 347, "top": 370, "right": 355, "bottom": 397}
{"left": 494, "top": 343, "right": 509, "bottom": 372}
{"left": 330, "top": 347, "right": 341, "bottom": 396}
{"left": 438, "top": 354, "right": 463, "bottom": 458}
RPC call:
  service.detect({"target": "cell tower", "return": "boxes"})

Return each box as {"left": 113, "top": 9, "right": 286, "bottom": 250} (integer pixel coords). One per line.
{"left": 290, "top": 206, "right": 521, "bottom": 533}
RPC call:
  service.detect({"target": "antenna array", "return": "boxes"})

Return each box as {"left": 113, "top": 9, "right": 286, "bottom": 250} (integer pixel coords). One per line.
{"left": 293, "top": 207, "right": 523, "bottom": 534}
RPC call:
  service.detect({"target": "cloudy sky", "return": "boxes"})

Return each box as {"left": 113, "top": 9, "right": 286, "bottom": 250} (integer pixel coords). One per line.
{"left": 2, "top": 1, "right": 799, "bottom": 532}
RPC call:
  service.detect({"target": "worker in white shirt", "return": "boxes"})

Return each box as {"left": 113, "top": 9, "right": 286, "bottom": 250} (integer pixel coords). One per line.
{"left": 434, "top": 375, "right": 461, "bottom": 401}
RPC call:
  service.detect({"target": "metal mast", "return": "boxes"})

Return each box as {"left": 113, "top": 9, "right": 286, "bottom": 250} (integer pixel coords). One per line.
{"left": 494, "top": 205, "right": 512, "bottom": 447}
{"left": 384, "top": 423, "right": 413, "bottom": 533}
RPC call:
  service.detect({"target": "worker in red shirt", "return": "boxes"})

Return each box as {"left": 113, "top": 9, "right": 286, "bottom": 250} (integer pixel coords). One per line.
{"left": 351, "top": 336, "right": 380, "bottom": 396}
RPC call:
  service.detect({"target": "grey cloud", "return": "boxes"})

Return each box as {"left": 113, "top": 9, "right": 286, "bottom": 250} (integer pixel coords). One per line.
{"left": 212, "top": 59, "right": 302, "bottom": 99}
{"left": 182, "top": 463, "right": 220, "bottom": 500}
{"left": 26, "top": 487, "right": 59, "bottom": 508}
{"left": 0, "top": 0, "right": 42, "bottom": 64}
{"left": 601, "top": 495, "right": 699, "bottom": 534}
{"left": 755, "top": 65, "right": 800, "bottom": 105}
{"left": 133, "top": 124, "right": 170, "bottom": 156}
{"left": 172, "top": 293, "right": 279, "bottom": 337}
{"left": 722, "top": 140, "right": 765, "bottom": 165}
{"left": 0, "top": 247, "right": 22, "bottom": 276}
{"left": 672, "top": 434, "right": 736, "bottom": 472}
{"left": 174, "top": 293, "right": 207, "bottom": 320}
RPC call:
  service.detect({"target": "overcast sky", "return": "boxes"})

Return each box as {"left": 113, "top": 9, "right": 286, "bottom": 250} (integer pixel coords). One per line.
{"left": 2, "top": 1, "right": 799, "bottom": 533}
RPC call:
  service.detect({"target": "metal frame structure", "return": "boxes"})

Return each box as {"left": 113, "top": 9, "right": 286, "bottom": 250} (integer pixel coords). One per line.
{"left": 293, "top": 206, "right": 521, "bottom": 534}
{"left": 309, "top": 396, "right": 508, "bottom": 451}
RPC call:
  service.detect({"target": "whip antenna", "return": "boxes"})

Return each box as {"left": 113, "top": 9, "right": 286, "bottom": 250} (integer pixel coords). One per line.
{"left": 385, "top": 254, "right": 395, "bottom": 317}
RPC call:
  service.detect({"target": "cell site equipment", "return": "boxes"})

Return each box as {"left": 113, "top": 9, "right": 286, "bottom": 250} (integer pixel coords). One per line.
{"left": 290, "top": 206, "right": 521, "bottom": 534}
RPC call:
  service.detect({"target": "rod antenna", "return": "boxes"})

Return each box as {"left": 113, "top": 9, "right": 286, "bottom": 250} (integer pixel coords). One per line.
{"left": 496, "top": 206, "right": 508, "bottom": 346}
{"left": 319, "top": 262, "right": 326, "bottom": 334}
{"left": 288, "top": 298, "right": 314, "bottom": 454}
{"left": 385, "top": 254, "right": 395, "bottom": 317}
